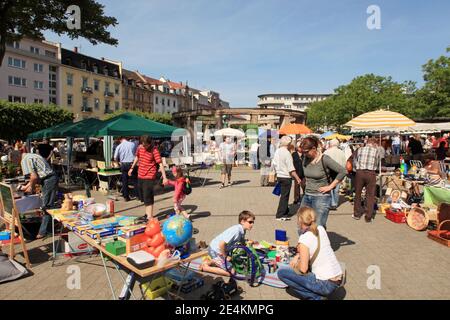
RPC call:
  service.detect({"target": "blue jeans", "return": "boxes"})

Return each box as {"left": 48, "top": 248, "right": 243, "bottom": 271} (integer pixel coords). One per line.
{"left": 38, "top": 174, "right": 58, "bottom": 236}
{"left": 392, "top": 145, "right": 400, "bottom": 155}
{"left": 300, "top": 193, "right": 331, "bottom": 228}
{"left": 278, "top": 268, "right": 338, "bottom": 300}
{"left": 330, "top": 183, "right": 341, "bottom": 207}
{"left": 249, "top": 152, "right": 258, "bottom": 169}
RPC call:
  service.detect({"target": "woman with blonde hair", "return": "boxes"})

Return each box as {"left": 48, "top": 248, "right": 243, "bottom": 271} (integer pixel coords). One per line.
{"left": 278, "top": 207, "right": 343, "bottom": 300}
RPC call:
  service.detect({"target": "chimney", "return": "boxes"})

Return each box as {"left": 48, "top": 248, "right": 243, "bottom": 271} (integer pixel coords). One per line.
{"left": 101, "top": 57, "right": 105, "bottom": 60}
{"left": 74, "top": 46, "right": 78, "bottom": 53}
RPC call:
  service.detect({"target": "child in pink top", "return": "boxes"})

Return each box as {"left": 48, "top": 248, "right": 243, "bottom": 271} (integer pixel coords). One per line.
{"left": 164, "top": 166, "right": 190, "bottom": 220}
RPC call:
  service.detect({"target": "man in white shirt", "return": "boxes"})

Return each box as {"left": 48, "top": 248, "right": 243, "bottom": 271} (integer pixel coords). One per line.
{"left": 392, "top": 135, "right": 401, "bottom": 155}
{"left": 219, "top": 136, "right": 236, "bottom": 188}
{"left": 273, "top": 136, "right": 302, "bottom": 221}
{"left": 249, "top": 141, "right": 260, "bottom": 170}
{"left": 324, "top": 139, "right": 346, "bottom": 210}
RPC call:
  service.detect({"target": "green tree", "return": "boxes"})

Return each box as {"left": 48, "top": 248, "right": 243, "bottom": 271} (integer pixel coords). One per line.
{"left": 0, "top": 0, "right": 118, "bottom": 66}
{"left": 104, "top": 110, "right": 173, "bottom": 125}
{"left": 413, "top": 46, "right": 450, "bottom": 119}
{"left": 307, "top": 74, "right": 417, "bottom": 130}
{"left": 0, "top": 100, "right": 73, "bottom": 141}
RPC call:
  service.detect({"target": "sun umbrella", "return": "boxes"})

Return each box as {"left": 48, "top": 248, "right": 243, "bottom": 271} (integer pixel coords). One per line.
{"left": 345, "top": 110, "right": 415, "bottom": 131}
{"left": 279, "top": 123, "right": 312, "bottom": 135}
{"left": 214, "top": 128, "right": 245, "bottom": 138}
{"left": 325, "top": 133, "right": 352, "bottom": 141}
{"left": 321, "top": 131, "right": 335, "bottom": 138}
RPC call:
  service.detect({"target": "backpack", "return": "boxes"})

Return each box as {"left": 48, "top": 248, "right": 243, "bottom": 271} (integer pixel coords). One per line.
{"left": 182, "top": 176, "right": 192, "bottom": 195}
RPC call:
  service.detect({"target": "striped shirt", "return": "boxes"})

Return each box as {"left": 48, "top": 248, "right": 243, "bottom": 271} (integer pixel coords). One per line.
{"left": 135, "top": 145, "right": 162, "bottom": 180}
{"left": 355, "top": 145, "right": 380, "bottom": 171}
{"left": 21, "top": 153, "right": 54, "bottom": 179}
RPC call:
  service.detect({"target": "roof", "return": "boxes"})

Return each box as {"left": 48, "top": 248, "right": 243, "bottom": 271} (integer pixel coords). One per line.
{"left": 142, "top": 76, "right": 164, "bottom": 86}
{"left": 167, "top": 81, "right": 185, "bottom": 90}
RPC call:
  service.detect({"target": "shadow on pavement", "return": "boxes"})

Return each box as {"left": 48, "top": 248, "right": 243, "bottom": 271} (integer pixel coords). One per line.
{"left": 328, "top": 232, "right": 355, "bottom": 251}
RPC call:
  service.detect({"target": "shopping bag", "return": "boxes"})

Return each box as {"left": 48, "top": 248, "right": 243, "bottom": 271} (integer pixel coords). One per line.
{"left": 272, "top": 182, "right": 281, "bottom": 196}
{"left": 268, "top": 172, "right": 276, "bottom": 183}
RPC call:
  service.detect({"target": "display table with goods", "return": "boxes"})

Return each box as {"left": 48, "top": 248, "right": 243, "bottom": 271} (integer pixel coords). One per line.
{"left": 47, "top": 200, "right": 207, "bottom": 300}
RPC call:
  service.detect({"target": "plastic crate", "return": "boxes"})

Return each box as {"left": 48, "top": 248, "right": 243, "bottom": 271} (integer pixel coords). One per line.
{"left": 142, "top": 277, "right": 173, "bottom": 300}
{"left": 385, "top": 209, "right": 406, "bottom": 224}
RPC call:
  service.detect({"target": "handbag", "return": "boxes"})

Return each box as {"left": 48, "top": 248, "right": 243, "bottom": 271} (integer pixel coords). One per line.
{"left": 346, "top": 157, "right": 353, "bottom": 173}
{"left": 272, "top": 182, "right": 281, "bottom": 196}
{"left": 268, "top": 171, "right": 276, "bottom": 183}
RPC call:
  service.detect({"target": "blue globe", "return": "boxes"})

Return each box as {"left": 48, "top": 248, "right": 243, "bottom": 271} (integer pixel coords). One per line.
{"left": 162, "top": 215, "right": 193, "bottom": 248}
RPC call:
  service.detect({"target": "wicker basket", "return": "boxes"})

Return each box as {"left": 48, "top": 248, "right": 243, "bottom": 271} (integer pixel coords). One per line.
{"left": 427, "top": 220, "right": 450, "bottom": 247}
{"left": 406, "top": 207, "right": 429, "bottom": 231}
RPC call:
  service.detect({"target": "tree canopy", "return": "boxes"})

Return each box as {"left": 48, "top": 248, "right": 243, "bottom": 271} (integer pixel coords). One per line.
{"left": 307, "top": 46, "right": 450, "bottom": 129}
{"left": 0, "top": 0, "right": 118, "bottom": 66}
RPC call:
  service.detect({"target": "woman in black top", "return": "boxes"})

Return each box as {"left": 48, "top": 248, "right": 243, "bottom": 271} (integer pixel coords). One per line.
{"left": 436, "top": 141, "right": 446, "bottom": 161}
{"left": 292, "top": 140, "right": 304, "bottom": 204}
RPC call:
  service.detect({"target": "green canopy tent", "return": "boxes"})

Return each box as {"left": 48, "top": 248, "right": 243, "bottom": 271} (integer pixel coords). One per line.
{"left": 27, "top": 121, "right": 74, "bottom": 140}
{"left": 90, "top": 112, "right": 186, "bottom": 168}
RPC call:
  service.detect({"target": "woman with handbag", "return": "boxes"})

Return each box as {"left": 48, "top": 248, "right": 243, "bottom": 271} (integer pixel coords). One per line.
{"left": 299, "top": 136, "right": 347, "bottom": 228}
{"left": 278, "top": 207, "right": 343, "bottom": 300}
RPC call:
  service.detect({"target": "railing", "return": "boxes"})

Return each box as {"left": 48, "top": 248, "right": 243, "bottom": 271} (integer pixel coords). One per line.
{"left": 82, "top": 106, "right": 93, "bottom": 112}
{"left": 81, "top": 86, "right": 93, "bottom": 94}
{"left": 104, "top": 91, "right": 114, "bottom": 97}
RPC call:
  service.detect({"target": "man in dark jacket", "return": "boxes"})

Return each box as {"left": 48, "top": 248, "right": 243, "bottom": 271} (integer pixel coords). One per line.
{"left": 292, "top": 140, "right": 305, "bottom": 204}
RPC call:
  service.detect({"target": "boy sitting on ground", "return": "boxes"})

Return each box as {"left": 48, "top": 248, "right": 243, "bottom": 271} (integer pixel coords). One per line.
{"left": 201, "top": 210, "right": 255, "bottom": 277}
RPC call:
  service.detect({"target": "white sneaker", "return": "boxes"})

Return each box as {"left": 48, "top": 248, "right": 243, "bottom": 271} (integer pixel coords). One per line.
{"left": 276, "top": 217, "right": 288, "bottom": 221}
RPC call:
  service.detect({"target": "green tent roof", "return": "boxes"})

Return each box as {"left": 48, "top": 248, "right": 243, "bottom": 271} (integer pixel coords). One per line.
{"left": 93, "top": 112, "right": 185, "bottom": 138}
{"left": 27, "top": 121, "right": 74, "bottom": 140}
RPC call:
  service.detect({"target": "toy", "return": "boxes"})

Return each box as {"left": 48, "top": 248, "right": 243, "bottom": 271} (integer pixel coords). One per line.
{"left": 105, "top": 239, "right": 126, "bottom": 256}
{"left": 275, "top": 229, "right": 287, "bottom": 242}
{"left": 61, "top": 193, "right": 73, "bottom": 211}
{"left": 141, "top": 219, "right": 168, "bottom": 258}
{"left": 172, "top": 276, "right": 204, "bottom": 294}
{"left": 225, "top": 245, "right": 264, "bottom": 286}
{"left": 201, "top": 278, "right": 243, "bottom": 300}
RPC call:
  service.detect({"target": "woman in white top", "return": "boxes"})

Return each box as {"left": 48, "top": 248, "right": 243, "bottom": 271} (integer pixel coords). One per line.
{"left": 278, "top": 207, "right": 343, "bottom": 300}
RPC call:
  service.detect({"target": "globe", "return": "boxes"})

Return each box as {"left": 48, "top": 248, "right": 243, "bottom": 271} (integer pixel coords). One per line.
{"left": 162, "top": 215, "right": 193, "bottom": 248}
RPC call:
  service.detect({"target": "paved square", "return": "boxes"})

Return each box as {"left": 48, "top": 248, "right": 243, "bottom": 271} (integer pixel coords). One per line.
{"left": 1, "top": 168, "right": 449, "bottom": 300}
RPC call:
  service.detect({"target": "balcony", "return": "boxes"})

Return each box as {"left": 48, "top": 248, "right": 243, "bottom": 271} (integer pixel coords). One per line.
{"left": 104, "top": 108, "right": 113, "bottom": 114}
{"left": 81, "top": 86, "right": 93, "bottom": 94}
{"left": 81, "top": 106, "right": 93, "bottom": 112}
{"left": 104, "top": 91, "right": 114, "bottom": 98}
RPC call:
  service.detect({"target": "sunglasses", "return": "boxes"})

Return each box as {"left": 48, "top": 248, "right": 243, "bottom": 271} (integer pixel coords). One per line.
{"left": 247, "top": 220, "right": 255, "bottom": 224}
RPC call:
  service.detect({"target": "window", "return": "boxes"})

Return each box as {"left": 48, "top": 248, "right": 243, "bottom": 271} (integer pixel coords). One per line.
{"left": 67, "top": 73, "right": 73, "bottom": 86}
{"left": 94, "top": 98, "right": 100, "bottom": 109}
{"left": 124, "top": 88, "right": 128, "bottom": 99}
{"left": 162, "top": 98, "right": 165, "bottom": 106}
{"left": 8, "top": 57, "right": 26, "bottom": 69}
{"left": 105, "top": 100, "right": 110, "bottom": 112}
{"left": 45, "top": 50, "right": 56, "bottom": 58}
{"left": 94, "top": 79, "right": 99, "bottom": 91}
{"left": 34, "top": 63, "right": 44, "bottom": 73}
{"left": 8, "top": 95, "right": 27, "bottom": 103}
{"left": 173, "top": 100, "right": 176, "bottom": 107}
{"left": 105, "top": 82, "right": 110, "bottom": 93}
{"left": 9, "top": 76, "right": 26, "bottom": 87}
{"left": 34, "top": 81, "right": 44, "bottom": 90}
{"left": 82, "top": 97, "right": 88, "bottom": 109}
{"left": 115, "top": 101, "right": 120, "bottom": 110}
{"left": 50, "top": 97, "right": 57, "bottom": 104}
{"left": 30, "top": 46, "right": 39, "bottom": 54}
{"left": 103, "top": 67, "right": 109, "bottom": 76}
{"left": 155, "top": 96, "right": 159, "bottom": 104}
{"left": 8, "top": 41, "right": 20, "bottom": 49}
{"left": 167, "top": 98, "right": 170, "bottom": 106}
{"left": 34, "top": 98, "right": 44, "bottom": 104}
{"left": 80, "top": 60, "right": 87, "bottom": 70}
{"left": 67, "top": 94, "right": 73, "bottom": 106}
{"left": 115, "top": 84, "right": 119, "bottom": 95}
{"left": 82, "top": 77, "right": 88, "bottom": 88}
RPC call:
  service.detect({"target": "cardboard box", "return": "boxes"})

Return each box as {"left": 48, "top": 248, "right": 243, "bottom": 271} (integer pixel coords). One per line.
{"left": 119, "top": 233, "right": 148, "bottom": 254}
{"left": 85, "top": 227, "right": 118, "bottom": 239}
{"left": 64, "top": 232, "right": 93, "bottom": 254}
{"left": 118, "top": 225, "right": 146, "bottom": 238}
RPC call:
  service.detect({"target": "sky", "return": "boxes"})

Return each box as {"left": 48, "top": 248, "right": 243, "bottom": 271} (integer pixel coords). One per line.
{"left": 45, "top": 0, "right": 450, "bottom": 107}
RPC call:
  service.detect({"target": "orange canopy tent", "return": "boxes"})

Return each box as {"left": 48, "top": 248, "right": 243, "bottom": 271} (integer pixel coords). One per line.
{"left": 279, "top": 123, "right": 312, "bottom": 135}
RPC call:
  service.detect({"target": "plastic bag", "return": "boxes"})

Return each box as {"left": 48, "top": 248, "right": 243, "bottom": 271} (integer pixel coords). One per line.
{"left": 156, "top": 249, "right": 181, "bottom": 268}
{"left": 272, "top": 182, "right": 281, "bottom": 196}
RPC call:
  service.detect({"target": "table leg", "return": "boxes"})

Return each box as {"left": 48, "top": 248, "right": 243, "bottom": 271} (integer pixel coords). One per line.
{"left": 51, "top": 217, "right": 55, "bottom": 263}
{"left": 100, "top": 250, "right": 117, "bottom": 300}
{"left": 115, "top": 265, "right": 137, "bottom": 300}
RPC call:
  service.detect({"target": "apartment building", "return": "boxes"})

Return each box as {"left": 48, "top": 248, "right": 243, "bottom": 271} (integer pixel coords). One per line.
{"left": 59, "top": 47, "right": 122, "bottom": 120}
{"left": 258, "top": 93, "right": 331, "bottom": 112}
{"left": 0, "top": 38, "right": 60, "bottom": 105}
{"left": 122, "top": 69, "right": 153, "bottom": 112}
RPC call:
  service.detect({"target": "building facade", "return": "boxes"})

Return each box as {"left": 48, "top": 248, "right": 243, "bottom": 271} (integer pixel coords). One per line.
{"left": 122, "top": 69, "right": 153, "bottom": 112}
{"left": 258, "top": 93, "right": 331, "bottom": 112}
{"left": 0, "top": 38, "right": 60, "bottom": 105}
{"left": 59, "top": 48, "right": 122, "bottom": 120}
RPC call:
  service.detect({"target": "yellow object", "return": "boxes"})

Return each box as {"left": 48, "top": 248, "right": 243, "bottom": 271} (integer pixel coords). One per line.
{"left": 142, "top": 277, "right": 174, "bottom": 300}
{"left": 324, "top": 133, "right": 352, "bottom": 141}
{"left": 72, "top": 195, "right": 87, "bottom": 202}
{"left": 276, "top": 240, "right": 289, "bottom": 246}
